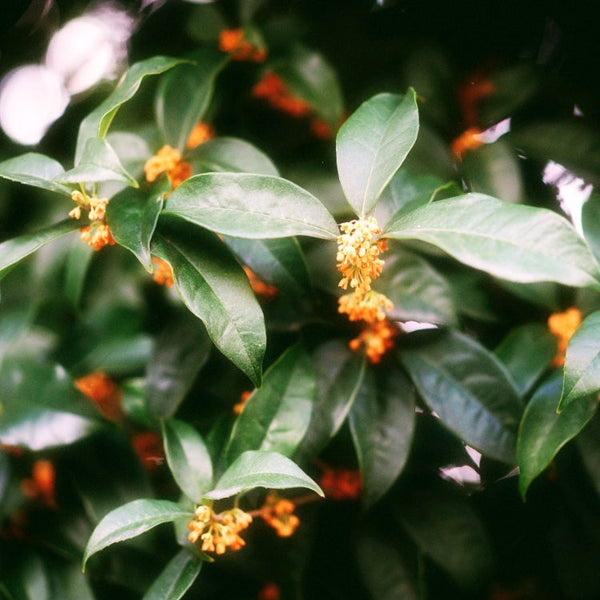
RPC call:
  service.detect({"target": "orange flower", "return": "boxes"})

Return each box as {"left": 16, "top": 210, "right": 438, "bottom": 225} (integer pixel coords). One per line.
{"left": 21, "top": 460, "right": 57, "bottom": 509}
{"left": 70, "top": 190, "right": 115, "bottom": 251}
{"left": 258, "top": 582, "right": 281, "bottom": 600}
{"left": 130, "top": 431, "right": 165, "bottom": 471}
{"left": 349, "top": 319, "right": 398, "bottom": 363}
{"left": 151, "top": 257, "right": 174, "bottom": 288}
{"left": 80, "top": 222, "right": 116, "bottom": 251}
{"left": 144, "top": 145, "right": 182, "bottom": 182}
{"left": 168, "top": 160, "right": 192, "bottom": 189}
{"left": 457, "top": 75, "right": 495, "bottom": 128}
{"left": 188, "top": 505, "right": 253, "bottom": 554}
{"left": 219, "top": 28, "right": 266, "bottom": 62}
{"left": 75, "top": 371, "right": 123, "bottom": 422}
{"left": 233, "top": 390, "right": 252, "bottom": 415}
{"left": 338, "top": 290, "right": 393, "bottom": 323}
{"left": 451, "top": 127, "right": 484, "bottom": 159}
{"left": 252, "top": 71, "right": 311, "bottom": 118}
{"left": 186, "top": 122, "right": 215, "bottom": 149}
{"left": 243, "top": 266, "right": 278, "bottom": 299}
{"left": 309, "top": 117, "right": 334, "bottom": 140}
{"left": 319, "top": 466, "right": 362, "bottom": 500}
{"left": 548, "top": 307, "right": 582, "bottom": 367}
{"left": 260, "top": 492, "right": 300, "bottom": 537}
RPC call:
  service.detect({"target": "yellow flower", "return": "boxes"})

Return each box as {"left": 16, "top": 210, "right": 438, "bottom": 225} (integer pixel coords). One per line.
{"left": 260, "top": 492, "right": 300, "bottom": 537}
{"left": 188, "top": 505, "right": 252, "bottom": 555}
{"left": 80, "top": 222, "right": 116, "bottom": 251}
{"left": 348, "top": 319, "right": 398, "bottom": 363}
{"left": 151, "top": 257, "right": 174, "bottom": 288}
{"left": 186, "top": 122, "right": 215, "bottom": 149}
{"left": 144, "top": 145, "right": 182, "bottom": 183}
{"left": 338, "top": 290, "right": 393, "bottom": 323}
{"left": 548, "top": 307, "right": 582, "bottom": 367}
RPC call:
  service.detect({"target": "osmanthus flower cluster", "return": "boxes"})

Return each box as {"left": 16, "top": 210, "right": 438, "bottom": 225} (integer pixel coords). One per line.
{"left": 69, "top": 188, "right": 115, "bottom": 251}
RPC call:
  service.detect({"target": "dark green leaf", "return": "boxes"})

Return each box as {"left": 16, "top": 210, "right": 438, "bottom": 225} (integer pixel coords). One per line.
{"left": 337, "top": 90, "right": 419, "bottom": 217}
{"left": 558, "top": 310, "right": 600, "bottom": 412}
{"left": 385, "top": 193, "right": 600, "bottom": 289}
{"left": 83, "top": 499, "right": 193, "bottom": 570}
{"left": 64, "top": 239, "right": 94, "bottom": 309}
{"left": 76, "top": 333, "right": 153, "bottom": 375}
{"left": 349, "top": 366, "right": 416, "bottom": 507}
{"left": 0, "top": 219, "right": 80, "bottom": 280}
{"left": 581, "top": 193, "right": 600, "bottom": 264}
{"left": 223, "top": 236, "right": 311, "bottom": 296}
{"left": 162, "top": 418, "right": 213, "bottom": 503}
{"left": 0, "top": 152, "right": 71, "bottom": 195}
{"left": 495, "top": 323, "right": 556, "bottom": 397}
{"left": 189, "top": 137, "right": 278, "bottom": 176}
{"left": 576, "top": 412, "right": 600, "bottom": 498}
{"left": 143, "top": 549, "right": 202, "bottom": 600}
{"left": 76, "top": 56, "right": 185, "bottom": 162}
{"left": 106, "top": 186, "right": 165, "bottom": 271}
{"left": 518, "top": 371, "right": 597, "bottom": 498}
{"left": 153, "top": 222, "right": 265, "bottom": 386}
{"left": 400, "top": 330, "right": 522, "bottom": 463}
{"left": 294, "top": 341, "right": 366, "bottom": 464}
{"left": 204, "top": 450, "right": 323, "bottom": 500}
{"left": 226, "top": 344, "right": 315, "bottom": 463}
{"left": 162, "top": 173, "right": 338, "bottom": 240}
{"left": 155, "top": 48, "right": 227, "bottom": 151}
{"left": 0, "top": 357, "right": 101, "bottom": 450}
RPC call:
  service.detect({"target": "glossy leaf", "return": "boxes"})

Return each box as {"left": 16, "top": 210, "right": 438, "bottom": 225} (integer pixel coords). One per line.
{"left": 162, "top": 418, "right": 213, "bottom": 503}
{"left": 205, "top": 450, "right": 323, "bottom": 500}
{"left": 349, "top": 366, "right": 416, "bottom": 507}
{"left": 162, "top": 172, "right": 338, "bottom": 240}
{"left": 143, "top": 549, "right": 202, "bottom": 600}
{"left": 518, "top": 372, "right": 597, "bottom": 498}
{"left": 146, "top": 318, "right": 211, "bottom": 418}
{"left": 155, "top": 48, "right": 227, "bottom": 151}
{"left": 83, "top": 499, "right": 193, "bottom": 570}
{"left": 0, "top": 357, "right": 101, "bottom": 450}
{"left": 385, "top": 193, "right": 600, "bottom": 289}
{"left": 76, "top": 56, "right": 184, "bottom": 162}
{"left": 400, "top": 330, "right": 522, "bottom": 463}
{"left": 495, "top": 323, "right": 557, "bottom": 397}
{"left": 226, "top": 344, "right": 315, "bottom": 463}
{"left": 0, "top": 219, "right": 80, "bottom": 280}
{"left": 223, "top": 236, "right": 311, "bottom": 296}
{"left": 558, "top": 310, "right": 600, "bottom": 412}
{"left": 55, "top": 138, "right": 138, "bottom": 187}
{"left": 64, "top": 239, "right": 94, "bottom": 308}
{"left": 294, "top": 341, "right": 366, "bottom": 464}
{"left": 0, "top": 152, "right": 71, "bottom": 195}
{"left": 581, "top": 193, "right": 600, "bottom": 264}
{"left": 189, "top": 137, "right": 278, "bottom": 176}
{"left": 106, "top": 186, "right": 165, "bottom": 271}
{"left": 336, "top": 90, "right": 419, "bottom": 217}
{"left": 152, "top": 222, "right": 265, "bottom": 386}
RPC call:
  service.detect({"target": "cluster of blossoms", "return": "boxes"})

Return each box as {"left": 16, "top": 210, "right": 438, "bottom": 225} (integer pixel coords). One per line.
{"left": 69, "top": 189, "right": 115, "bottom": 251}
{"left": 188, "top": 505, "right": 253, "bottom": 555}
{"left": 144, "top": 144, "right": 192, "bottom": 190}
{"left": 260, "top": 492, "right": 300, "bottom": 537}
{"left": 336, "top": 217, "right": 397, "bottom": 362}
{"left": 548, "top": 306, "right": 582, "bottom": 367}
{"left": 318, "top": 465, "right": 362, "bottom": 501}
{"left": 219, "top": 28, "right": 267, "bottom": 63}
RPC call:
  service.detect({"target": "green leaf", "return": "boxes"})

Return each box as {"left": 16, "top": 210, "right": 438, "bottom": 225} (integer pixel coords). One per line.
{"left": 558, "top": 310, "right": 600, "bottom": 412}
{"left": 146, "top": 318, "right": 211, "bottom": 419}
{"left": 189, "top": 137, "right": 278, "bottom": 176}
{"left": 518, "top": 371, "right": 597, "bottom": 498}
{"left": 155, "top": 48, "right": 227, "bottom": 151}
{"left": 294, "top": 340, "right": 366, "bottom": 464}
{"left": 400, "top": 330, "right": 522, "bottom": 463}
{"left": 226, "top": 344, "right": 315, "bottom": 463}
{"left": 576, "top": 412, "right": 600, "bottom": 498}
{"left": 581, "top": 193, "right": 600, "bottom": 264}
{"left": 336, "top": 90, "right": 419, "bottom": 217}
{"left": 394, "top": 477, "right": 494, "bottom": 591}
{"left": 0, "top": 357, "right": 101, "bottom": 450}
{"left": 204, "top": 450, "right": 323, "bottom": 500}
{"left": 222, "top": 236, "right": 311, "bottom": 296}
{"left": 495, "top": 323, "right": 557, "bottom": 397}
{"left": 64, "top": 238, "right": 94, "bottom": 309}
{"left": 106, "top": 186, "right": 165, "bottom": 271}
{"left": 56, "top": 137, "right": 138, "bottom": 187}
{"left": 377, "top": 245, "right": 458, "bottom": 325}
{"left": 162, "top": 172, "right": 338, "bottom": 240}
{"left": 384, "top": 193, "right": 600, "bottom": 289}
{"left": 152, "top": 222, "right": 265, "bottom": 387}
{"left": 83, "top": 499, "right": 193, "bottom": 570}
{"left": 0, "top": 219, "right": 80, "bottom": 280}
{"left": 0, "top": 152, "right": 71, "bottom": 195}
{"left": 143, "top": 549, "right": 202, "bottom": 600}
{"left": 349, "top": 366, "right": 416, "bottom": 507}
{"left": 76, "top": 56, "right": 185, "bottom": 163}
{"left": 162, "top": 418, "right": 213, "bottom": 503}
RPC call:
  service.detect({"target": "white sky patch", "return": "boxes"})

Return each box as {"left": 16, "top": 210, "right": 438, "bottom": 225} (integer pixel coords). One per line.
{"left": 542, "top": 160, "right": 593, "bottom": 235}
{"left": 476, "top": 117, "right": 512, "bottom": 143}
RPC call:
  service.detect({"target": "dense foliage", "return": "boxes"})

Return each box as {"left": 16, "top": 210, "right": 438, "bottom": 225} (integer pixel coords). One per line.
{"left": 1, "top": 1, "right": 600, "bottom": 599}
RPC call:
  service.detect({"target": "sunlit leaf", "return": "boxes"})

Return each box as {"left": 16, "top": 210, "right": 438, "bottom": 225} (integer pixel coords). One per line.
{"left": 163, "top": 418, "right": 213, "bottom": 503}
{"left": 83, "top": 499, "right": 193, "bottom": 570}
{"left": 518, "top": 371, "right": 597, "bottom": 498}
{"left": 0, "top": 152, "right": 71, "bottom": 195}
{"left": 385, "top": 193, "right": 600, "bottom": 289}
{"left": 337, "top": 90, "right": 419, "bottom": 217}
{"left": 204, "top": 450, "right": 323, "bottom": 500}
{"left": 400, "top": 330, "right": 522, "bottom": 463}
{"left": 143, "top": 549, "right": 202, "bottom": 600}
{"left": 226, "top": 344, "right": 315, "bottom": 463}
{"left": 558, "top": 310, "right": 600, "bottom": 412}
{"left": 162, "top": 172, "right": 338, "bottom": 240}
